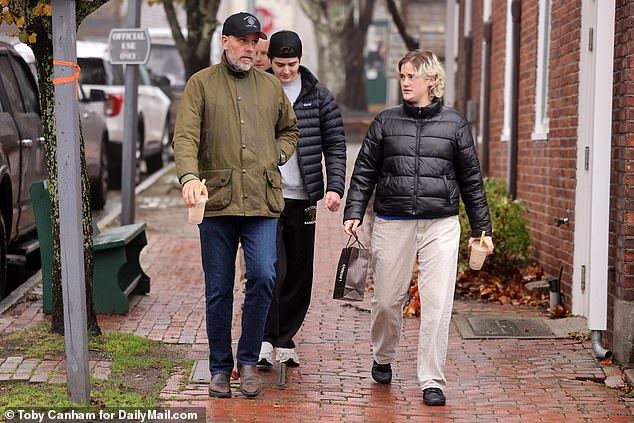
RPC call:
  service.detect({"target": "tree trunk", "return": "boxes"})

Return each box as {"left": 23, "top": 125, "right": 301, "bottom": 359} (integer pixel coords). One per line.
{"left": 163, "top": 0, "right": 221, "bottom": 79}
{"left": 339, "top": 0, "right": 376, "bottom": 111}
{"left": 26, "top": 1, "right": 107, "bottom": 335}
{"left": 385, "top": 0, "right": 419, "bottom": 51}
{"left": 298, "top": 0, "right": 351, "bottom": 100}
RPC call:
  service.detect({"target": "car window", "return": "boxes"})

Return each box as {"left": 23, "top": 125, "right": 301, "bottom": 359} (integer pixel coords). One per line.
{"left": 12, "top": 55, "right": 39, "bottom": 114}
{"left": 137, "top": 65, "right": 151, "bottom": 86}
{"left": 146, "top": 44, "right": 186, "bottom": 88}
{"left": 0, "top": 54, "right": 25, "bottom": 113}
{"left": 78, "top": 57, "right": 108, "bottom": 85}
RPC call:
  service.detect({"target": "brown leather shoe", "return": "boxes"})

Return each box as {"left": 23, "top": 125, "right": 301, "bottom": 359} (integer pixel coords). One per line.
{"left": 208, "top": 373, "right": 231, "bottom": 398}
{"left": 237, "top": 363, "right": 262, "bottom": 398}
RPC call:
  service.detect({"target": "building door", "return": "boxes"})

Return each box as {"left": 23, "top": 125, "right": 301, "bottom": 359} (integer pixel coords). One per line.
{"left": 571, "top": 0, "right": 597, "bottom": 317}
{"left": 572, "top": 0, "right": 615, "bottom": 330}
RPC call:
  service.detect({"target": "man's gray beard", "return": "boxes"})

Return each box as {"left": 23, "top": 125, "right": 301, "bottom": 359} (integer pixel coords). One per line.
{"left": 226, "top": 50, "right": 253, "bottom": 72}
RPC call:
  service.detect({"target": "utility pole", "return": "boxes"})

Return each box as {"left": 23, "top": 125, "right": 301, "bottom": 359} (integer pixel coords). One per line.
{"left": 52, "top": 0, "right": 90, "bottom": 402}
{"left": 121, "top": 0, "right": 141, "bottom": 225}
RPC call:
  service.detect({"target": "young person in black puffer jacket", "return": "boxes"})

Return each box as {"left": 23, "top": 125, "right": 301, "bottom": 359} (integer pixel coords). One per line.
{"left": 344, "top": 50, "right": 494, "bottom": 407}
{"left": 258, "top": 30, "right": 346, "bottom": 368}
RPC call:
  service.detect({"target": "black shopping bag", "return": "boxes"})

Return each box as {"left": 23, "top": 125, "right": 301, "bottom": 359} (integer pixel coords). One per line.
{"left": 333, "top": 234, "right": 369, "bottom": 301}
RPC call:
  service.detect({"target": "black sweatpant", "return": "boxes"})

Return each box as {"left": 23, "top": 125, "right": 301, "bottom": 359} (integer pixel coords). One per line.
{"left": 263, "top": 199, "right": 316, "bottom": 349}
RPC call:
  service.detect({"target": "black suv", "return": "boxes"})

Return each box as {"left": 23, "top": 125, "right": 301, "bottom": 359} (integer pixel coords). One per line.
{"left": 0, "top": 40, "right": 47, "bottom": 297}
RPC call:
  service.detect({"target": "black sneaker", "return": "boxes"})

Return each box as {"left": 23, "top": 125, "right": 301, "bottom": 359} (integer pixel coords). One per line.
{"left": 423, "top": 387, "right": 446, "bottom": 406}
{"left": 371, "top": 361, "right": 392, "bottom": 384}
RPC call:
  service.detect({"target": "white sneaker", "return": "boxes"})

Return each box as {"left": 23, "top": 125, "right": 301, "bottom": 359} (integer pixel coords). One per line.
{"left": 257, "top": 341, "right": 275, "bottom": 367}
{"left": 276, "top": 347, "right": 300, "bottom": 367}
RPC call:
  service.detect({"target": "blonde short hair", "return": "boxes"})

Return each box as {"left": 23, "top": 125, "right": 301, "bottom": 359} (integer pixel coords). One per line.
{"left": 397, "top": 50, "right": 446, "bottom": 99}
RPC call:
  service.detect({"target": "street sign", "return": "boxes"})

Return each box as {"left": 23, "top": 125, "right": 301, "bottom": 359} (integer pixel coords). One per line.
{"left": 108, "top": 28, "right": 150, "bottom": 64}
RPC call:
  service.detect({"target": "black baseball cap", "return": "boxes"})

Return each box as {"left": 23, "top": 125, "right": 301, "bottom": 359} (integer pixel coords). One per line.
{"left": 222, "top": 12, "right": 267, "bottom": 39}
{"left": 267, "top": 30, "right": 303, "bottom": 59}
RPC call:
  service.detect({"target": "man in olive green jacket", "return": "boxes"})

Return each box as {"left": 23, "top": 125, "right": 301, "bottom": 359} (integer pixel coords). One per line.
{"left": 173, "top": 12, "right": 298, "bottom": 400}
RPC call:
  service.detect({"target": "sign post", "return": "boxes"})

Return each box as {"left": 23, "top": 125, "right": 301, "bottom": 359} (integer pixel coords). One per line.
{"left": 52, "top": 0, "right": 90, "bottom": 402}
{"left": 108, "top": 0, "right": 149, "bottom": 225}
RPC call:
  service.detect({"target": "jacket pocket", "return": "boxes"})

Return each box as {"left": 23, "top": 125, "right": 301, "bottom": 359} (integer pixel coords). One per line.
{"left": 265, "top": 168, "right": 284, "bottom": 213}
{"left": 442, "top": 175, "right": 451, "bottom": 205}
{"left": 203, "top": 168, "right": 232, "bottom": 210}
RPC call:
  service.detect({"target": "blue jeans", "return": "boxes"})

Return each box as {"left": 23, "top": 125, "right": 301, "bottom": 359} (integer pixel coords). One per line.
{"left": 199, "top": 216, "right": 278, "bottom": 375}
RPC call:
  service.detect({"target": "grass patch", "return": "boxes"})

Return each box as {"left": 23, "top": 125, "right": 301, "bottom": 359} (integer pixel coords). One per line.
{"left": 90, "top": 332, "right": 157, "bottom": 374}
{"left": 0, "top": 327, "right": 189, "bottom": 412}
{"left": 0, "top": 324, "right": 65, "bottom": 358}
{"left": 0, "top": 383, "right": 74, "bottom": 409}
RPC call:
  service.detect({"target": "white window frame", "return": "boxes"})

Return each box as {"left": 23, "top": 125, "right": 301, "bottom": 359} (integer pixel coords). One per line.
{"left": 532, "top": 0, "right": 551, "bottom": 141}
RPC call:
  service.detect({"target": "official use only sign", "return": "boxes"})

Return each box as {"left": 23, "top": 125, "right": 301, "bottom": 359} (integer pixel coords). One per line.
{"left": 108, "top": 28, "right": 151, "bottom": 65}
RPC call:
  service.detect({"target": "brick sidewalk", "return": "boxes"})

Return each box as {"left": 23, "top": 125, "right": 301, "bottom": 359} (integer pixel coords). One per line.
{"left": 1, "top": 168, "right": 633, "bottom": 421}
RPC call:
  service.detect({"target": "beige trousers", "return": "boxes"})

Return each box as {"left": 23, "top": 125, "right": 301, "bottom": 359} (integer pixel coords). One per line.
{"left": 370, "top": 216, "right": 460, "bottom": 391}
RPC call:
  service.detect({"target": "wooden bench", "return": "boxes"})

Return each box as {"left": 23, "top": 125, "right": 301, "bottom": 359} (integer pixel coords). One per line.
{"left": 30, "top": 181, "right": 150, "bottom": 315}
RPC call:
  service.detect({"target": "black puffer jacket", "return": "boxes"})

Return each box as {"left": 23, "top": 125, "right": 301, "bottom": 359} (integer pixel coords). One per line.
{"left": 285, "top": 66, "right": 346, "bottom": 204}
{"left": 344, "top": 99, "right": 492, "bottom": 237}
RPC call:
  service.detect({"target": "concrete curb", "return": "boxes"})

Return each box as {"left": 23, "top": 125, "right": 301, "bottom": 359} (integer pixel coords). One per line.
{"left": 0, "top": 163, "right": 176, "bottom": 316}
{"left": 96, "top": 162, "right": 175, "bottom": 229}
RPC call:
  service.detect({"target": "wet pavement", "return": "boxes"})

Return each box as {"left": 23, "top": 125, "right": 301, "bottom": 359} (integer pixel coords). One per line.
{"left": 1, "top": 138, "right": 633, "bottom": 421}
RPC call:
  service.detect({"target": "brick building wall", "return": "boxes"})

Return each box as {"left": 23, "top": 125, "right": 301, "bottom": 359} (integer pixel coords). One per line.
{"left": 457, "top": 0, "right": 634, "bottom": 357}
{"left": 456, "top": 0, "right": 581, "bottom": 300}
{"left": 521, "top": 1, "right": 581, "bottom": 297}
{"left": 611, "top": 0, "right": 634, "bottom": 354}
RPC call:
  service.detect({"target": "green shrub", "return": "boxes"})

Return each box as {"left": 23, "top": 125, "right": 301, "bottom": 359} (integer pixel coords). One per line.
{"left": 458, "top": 178, "right": 531, "bottom": 271}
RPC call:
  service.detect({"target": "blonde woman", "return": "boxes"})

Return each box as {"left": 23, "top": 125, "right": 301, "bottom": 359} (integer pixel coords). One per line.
{"left": 343, "top": 50, "right": 494, "bottom": 406}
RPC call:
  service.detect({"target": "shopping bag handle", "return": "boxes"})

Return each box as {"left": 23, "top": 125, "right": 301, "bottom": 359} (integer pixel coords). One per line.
{"left": 345, "top": 232, "right": 365, "bottom": 249}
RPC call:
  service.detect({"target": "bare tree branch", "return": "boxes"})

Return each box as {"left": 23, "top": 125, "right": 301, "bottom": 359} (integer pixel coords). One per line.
{"left": 162, "top": 0, "right": 187, "bottom": 49}
{"left": 385, "top": 0, "right": 419, "bottom": 51}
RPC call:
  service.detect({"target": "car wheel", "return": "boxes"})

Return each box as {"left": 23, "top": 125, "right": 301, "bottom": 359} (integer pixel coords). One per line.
{"left": 0, "top": 213, "right": 7, "bottom": 299}
{"left": 146, "top": 124, "right": 167, "bottom": 174}
{"left": 146, "top": 152, "right": 163, "bottom": 174}
{"left": 91, "top": 135, "right": 109, "bottom": 210}
{"left": 161, "top": 121, "right": 173, "bottom": 164}
{"left": 108, "top": 155, "right": 122, "bottom": 190}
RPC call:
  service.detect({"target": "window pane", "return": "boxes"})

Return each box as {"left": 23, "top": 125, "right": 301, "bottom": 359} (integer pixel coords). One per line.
{"left": 146, "top": 45, "right": 186, "bottom": 88}
{"left": 78, "top": 57, "right": 108, "bottom": 85}
{"left": 12, "top": 56, "right": 39, "bottom": 114}
{"left": 0, "top": 55, "right": 25, "bottom": 113}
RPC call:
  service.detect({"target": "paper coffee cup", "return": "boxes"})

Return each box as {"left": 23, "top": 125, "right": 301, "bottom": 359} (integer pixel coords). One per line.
{"left": 187, "top": 196, "right": 207, "bottom": 224}
{"left": 469, "top": 243, "right": 488, "bottom": 270}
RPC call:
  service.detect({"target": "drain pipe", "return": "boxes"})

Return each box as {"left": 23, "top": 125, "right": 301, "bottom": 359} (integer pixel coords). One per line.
{"left": 462, "top": 0, "right": 473, "bottom": 114}
{"left": 479, "top": 18, "right": 492, "bottom": 175}
{"left": 508, "top": 0, "right": 521, "bottom": 198}
{"left": 591, "top": 331, "right": 613, "bottom": 360}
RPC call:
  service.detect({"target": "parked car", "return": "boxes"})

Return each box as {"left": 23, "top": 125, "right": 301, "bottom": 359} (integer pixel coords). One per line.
{"left": 0, "top": 40, "right": 45, "bottom": 298}
{"left": 146, "top": 27, "right": 186, "bottom": 144}
{"left": 8, "top": 37, "right": 111, "bottom": 210}
{"left": 76, "top": 40, "right": 172, "bottom": 188}
{"left": 0, "top": 39, "right": 110, "bottom": 298}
